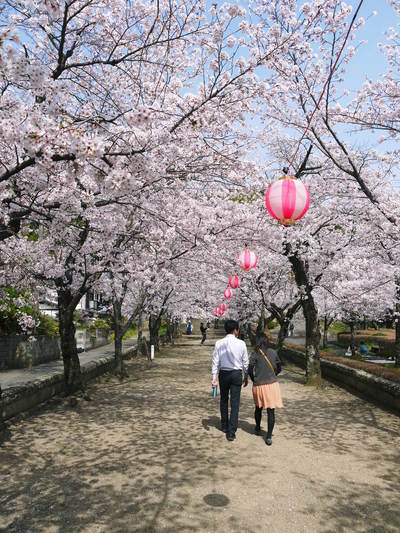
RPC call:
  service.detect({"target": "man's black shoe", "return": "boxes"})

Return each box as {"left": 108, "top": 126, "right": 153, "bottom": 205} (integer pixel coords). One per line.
{"left": 227, "top": 433, "right": 236, "bottom": 441}
{"left": 221, "top": 426, "right": 228, "bottom": 433}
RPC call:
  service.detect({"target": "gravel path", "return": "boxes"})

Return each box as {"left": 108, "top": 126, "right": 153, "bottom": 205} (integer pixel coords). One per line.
{"left": 1, "top": 334, "right": 399, "bottom": 532}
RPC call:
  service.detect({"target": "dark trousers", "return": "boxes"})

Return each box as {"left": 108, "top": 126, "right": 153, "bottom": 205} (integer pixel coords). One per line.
{"left": 219, "top": 370, "right": 242, "bottom": 436}
{"left": 201, "top": 333, "right": 206, "bottom": 344}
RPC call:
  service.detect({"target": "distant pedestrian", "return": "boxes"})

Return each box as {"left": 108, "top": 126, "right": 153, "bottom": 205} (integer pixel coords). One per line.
{"left": 248, "top": 334, "right": 283, "bottom": 446}
{"left": 186, "top": 320, "right": 192, "bottom": 335}
{"left": 211, "top": 319, "right": 248, "bottom": 441}
{"left": 206, "top": 320, "right": 211, "bottom": 329}
{"left": 288, "top": 322, "right": 294, "bottom": 337}
{"left": 200, "top": 322, "right": 207, "bottom": 345}
{"left": 360, "top": 341, "right": 368, "bottom": 357}
{"left": 214, "top": 317, "right": 219, "bottom": 329}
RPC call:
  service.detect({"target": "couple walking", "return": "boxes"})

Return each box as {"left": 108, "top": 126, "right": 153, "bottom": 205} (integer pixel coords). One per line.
{"left": 211, "top": 319, "right": 283, "bottom": 444}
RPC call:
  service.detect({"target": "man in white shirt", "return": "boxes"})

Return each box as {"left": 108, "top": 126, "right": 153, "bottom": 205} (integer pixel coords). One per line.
{"left": 211, "top": 319, "right": 249, "bottom": 441}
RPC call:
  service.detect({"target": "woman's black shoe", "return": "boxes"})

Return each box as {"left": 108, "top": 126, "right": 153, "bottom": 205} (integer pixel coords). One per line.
{"left": 227, "top": 433, "right": 236, "bottom": 441}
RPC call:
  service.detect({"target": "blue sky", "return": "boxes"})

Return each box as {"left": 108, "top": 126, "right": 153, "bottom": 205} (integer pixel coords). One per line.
{"left": 344, "top": 0, "right": 396, "bottom": 91}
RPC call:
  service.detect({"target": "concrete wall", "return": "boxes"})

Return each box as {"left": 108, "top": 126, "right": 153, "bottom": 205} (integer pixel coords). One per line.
{"left": 280, "top": 346, "right": 400, "bottom": 414}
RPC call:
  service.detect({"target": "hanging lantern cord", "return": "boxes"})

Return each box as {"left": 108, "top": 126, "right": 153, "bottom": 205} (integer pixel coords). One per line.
{"left": 287, "top": 0, "right": 365, "bottom": 172}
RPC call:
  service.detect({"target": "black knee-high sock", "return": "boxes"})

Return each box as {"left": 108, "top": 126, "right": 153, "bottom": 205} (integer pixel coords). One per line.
{"left": 267, "top": 408, "right": 275, "bottom": 438}
{"left": 254, "top": 407, "right": 262, "bottom": 428}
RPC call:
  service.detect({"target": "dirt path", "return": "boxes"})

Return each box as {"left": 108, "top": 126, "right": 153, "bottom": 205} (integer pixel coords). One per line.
{"left": 1, "top": 334, "right": 400, "bottom": 532}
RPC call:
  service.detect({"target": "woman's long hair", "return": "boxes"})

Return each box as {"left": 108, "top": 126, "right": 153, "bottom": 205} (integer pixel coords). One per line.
{"left": 255, "top": 334, "right": 269, "bottom": 354}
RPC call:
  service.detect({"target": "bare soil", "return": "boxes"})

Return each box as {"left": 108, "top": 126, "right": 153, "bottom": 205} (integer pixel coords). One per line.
{"left": 1, "top": 337, "right": 399, "bottom": 532}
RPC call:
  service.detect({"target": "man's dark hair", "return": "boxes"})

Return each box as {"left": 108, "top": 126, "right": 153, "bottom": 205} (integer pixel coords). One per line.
{"left": 225, "top": 319, "right": 239, "bottom": 334}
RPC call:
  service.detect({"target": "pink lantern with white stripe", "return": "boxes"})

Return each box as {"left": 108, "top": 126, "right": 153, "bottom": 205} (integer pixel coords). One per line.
{"left": 265, "top": 176, "right": 310, "bottom": 226}
{"left": 220, "top": 302, "right": 227, "bottom": 313}
{"left": 224, "top": 288, "right": 232, "bottom": 299}
{"left": 229, "top": 276, "right": 241, "bottom": 289}
{"left": 238, "top": 249, "right": 258, "bottom": 271}
{"left": 214, "top": 306, "right": 220, "bottom": 316}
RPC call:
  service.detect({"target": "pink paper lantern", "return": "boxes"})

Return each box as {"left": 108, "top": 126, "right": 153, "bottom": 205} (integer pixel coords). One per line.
{"left": 214, "top": 306, "right": 220, "bottom": 316}
{"left": 224, "top": 288, "right": 232, "bottom": 299}
{"left": 265, "top": 176, "right": 310, "bottom": 226}
{"left": 220, "top": 302, "right": 227, "bottom": 313}
{"left": 229, "top": 276, "right": 241, "bottom": 289}
{"left": 238, "top": 249, "right": 258, "bottom": 271}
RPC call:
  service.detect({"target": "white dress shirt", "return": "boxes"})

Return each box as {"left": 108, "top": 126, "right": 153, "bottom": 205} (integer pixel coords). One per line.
{"left": 212, "top": 334, "right": 249, "bottom": 380}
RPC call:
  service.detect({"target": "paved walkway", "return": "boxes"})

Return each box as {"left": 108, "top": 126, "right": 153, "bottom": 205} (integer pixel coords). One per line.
{"left": 0, "top": 338, "right": 137, "bottom": 390}
{"left": 0, "top": 332, "right": 399, "bottom": 532}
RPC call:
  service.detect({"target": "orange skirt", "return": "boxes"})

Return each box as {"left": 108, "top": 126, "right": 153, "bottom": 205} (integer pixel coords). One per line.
{"left": 252, "top": 382, "right": 283, "bottom": 409}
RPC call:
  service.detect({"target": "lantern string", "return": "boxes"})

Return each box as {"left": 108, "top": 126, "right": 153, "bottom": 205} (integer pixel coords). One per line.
{"left": 288, "top": 0, "right": 365, "bottom": 172}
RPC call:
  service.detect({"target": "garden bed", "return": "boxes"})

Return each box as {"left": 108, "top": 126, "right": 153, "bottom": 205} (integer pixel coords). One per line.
{"left": 287, "top": 342, "right": 400, "bottom": 384}
{"left": 280, "top": 343, "right": 400, "bottom": 413}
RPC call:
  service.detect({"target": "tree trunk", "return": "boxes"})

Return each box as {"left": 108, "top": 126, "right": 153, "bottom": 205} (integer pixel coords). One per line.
{"left": 256, "top": 307, "right": 265, "bottom": 340}
{"left": 247, "top": 322, "right": 256, "bottom": 347}
{"left": 149, "top": 314, "right": 161, "bottom": 351}
{"left": 302, "top": 297, "right": 322, "bottom": 385}
{"left": 288, "top": 252, "right": 322, "bottom": 386}
{"left": 277, "top": 319, "right": 289, "bottom": 353}
{"left": 113, "top": 299, "right": 126, "bottom": 379}
{"left": 362, "top": 316, "right": 367, "bottom": 331}
{"left": 350, "top": 322, "right": 356, "bottom": 357}
{"left": 173, "top": 318, "right": 179, "bottom": 338}
{"left": 166, "top": 315, "right": 174, "bottom": 345}
{"left": 322, "top": 316, "right": 329, "bottom": 349}
{"left": 395, "top": 281, "right": 400, "bottom": 367}
{"left": 57, "top": 288, "right": 82, "bottom": 393}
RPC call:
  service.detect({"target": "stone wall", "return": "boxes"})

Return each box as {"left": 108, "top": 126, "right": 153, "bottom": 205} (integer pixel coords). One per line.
{"left": 0, "top": 336, "right": 61, "bottom": 370}
{"left": 0, "top": 329, "right": 110, "bottom": 370}
{"left": 280, "top": 345, "right": 400, "bottom": 414}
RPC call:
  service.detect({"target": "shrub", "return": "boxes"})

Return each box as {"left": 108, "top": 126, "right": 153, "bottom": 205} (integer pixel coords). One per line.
{"left": 36, "top": 314, "right": 59, "bottom": 337}
{"left": 0, "top": 288, "right": 38, "bottom": 335}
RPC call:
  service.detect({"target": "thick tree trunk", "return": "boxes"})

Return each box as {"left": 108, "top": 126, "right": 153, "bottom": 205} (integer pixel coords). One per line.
{"left": 303, "top": 297, "right": 322, "bottom": 385}
{"left": 322, "top": 316, "right": 330, "bottom": 349}
{"left": 57, "top": 289, "right": 82, "bottom": 393}
{"left": 277, "top": 319, "right": 289, "bottom": 353}
{"left": 288, "top": 252, "right": 322, "bottom": 386}
{"left": 137, "top": 311, "right": 143, "bottom": 354}
{"left": 247, "top": 323, "right": 257, "bottom": 347}
{"left": 256, "top": 307, "right": 265, "bottom": 340}
{"left": 165, "top": 315, "right": 174, "bottom": 345}
{"left": 113, "top": 299, "right": 127, "bottom": 379}
{"left": 149, "top": 314, "right": 161, "bottom": 352}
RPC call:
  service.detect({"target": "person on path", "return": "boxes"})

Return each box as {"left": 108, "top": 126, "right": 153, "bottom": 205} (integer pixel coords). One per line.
{"left": 248, "top": 335, "right": 283, "bottom": 446}
{"left": 200, "top": 322, "right": 207, "bottom": 345}
{"left": 360, "top": 341, "right": 368, "bottom": 357}
{"left": 186, "top": 320, "right": 192, "bottom": 335}
{"left": 211, "top": 319, "right": 249, "bottom": 442}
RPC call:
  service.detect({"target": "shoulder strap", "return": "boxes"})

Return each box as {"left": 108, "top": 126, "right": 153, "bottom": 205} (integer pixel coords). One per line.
{"left": 259, "top": 348, "right": 275, "bottom": 374}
